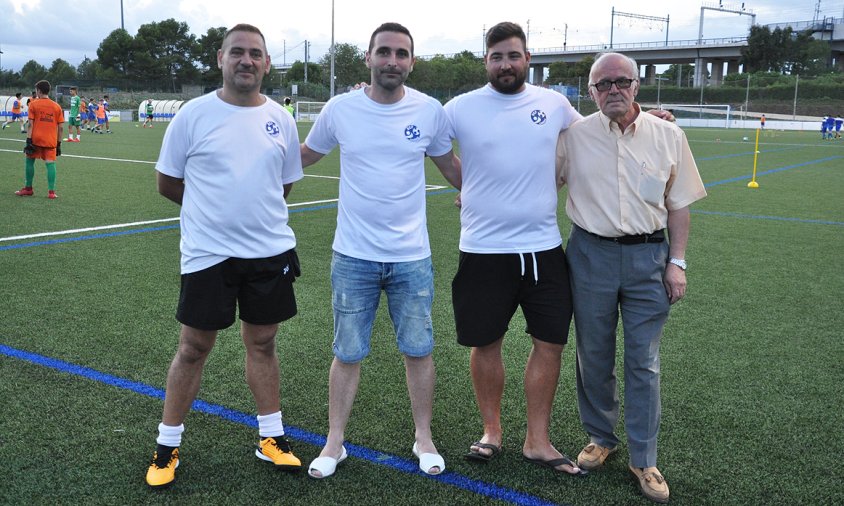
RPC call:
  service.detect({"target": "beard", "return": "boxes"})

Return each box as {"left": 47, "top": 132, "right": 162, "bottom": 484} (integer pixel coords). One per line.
{"left": 488, "top": 68, "right": 527, "bottom": 94}
{"left": 373, "top": 67, "right": 408, "bottom": 92}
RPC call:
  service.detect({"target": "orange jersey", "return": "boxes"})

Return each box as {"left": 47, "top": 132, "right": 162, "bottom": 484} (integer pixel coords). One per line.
{"left": 95, "top": 104, "right": 106, "bottom": 119}
{"left": 12, "top": 100, "right": 22, "bottom": 114}
{"left": 29, "top": 98, "right": 64, "bottom": 148}
{"left": 79, "top": 100, "right": 88, "bottom": 113}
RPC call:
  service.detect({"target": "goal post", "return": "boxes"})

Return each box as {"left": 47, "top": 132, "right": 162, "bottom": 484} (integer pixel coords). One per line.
{"left": 660, "top": 104, "right": 732, "bottom": 128}
{"left": 295, "top": 101, "right": 326, "bottom": 122}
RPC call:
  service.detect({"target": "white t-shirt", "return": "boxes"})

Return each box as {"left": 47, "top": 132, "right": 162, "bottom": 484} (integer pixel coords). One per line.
{"left": 305, "top": 87, "right": 452, "bottom": 262}
{"left": 156, "top": 92, "right": 303, "bottom": 274}
{"left": 444, "top": 84, "right": 582, "bottom": 253}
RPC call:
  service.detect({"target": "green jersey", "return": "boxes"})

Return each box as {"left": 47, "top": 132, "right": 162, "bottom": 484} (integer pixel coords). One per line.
{"left": 146, "top": 103, "right": 154, "bottom": 116}
{"left": 69, "top": 95, "right": 81, "bottom": 116}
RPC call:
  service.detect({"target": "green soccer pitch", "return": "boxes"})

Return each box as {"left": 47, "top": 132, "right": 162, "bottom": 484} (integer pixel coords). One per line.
{"left": 1, "top": 121, "right": 842, "bottom": 505}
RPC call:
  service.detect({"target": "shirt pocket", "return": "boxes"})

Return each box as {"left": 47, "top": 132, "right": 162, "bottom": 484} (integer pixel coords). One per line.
{"left": 636, "top": 159, "right": 671, "bottom": 207}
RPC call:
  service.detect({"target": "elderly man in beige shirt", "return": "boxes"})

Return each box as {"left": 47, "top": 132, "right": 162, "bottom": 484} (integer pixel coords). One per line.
{"left": 557, "top": 52, "right": 706, "bottom": 504}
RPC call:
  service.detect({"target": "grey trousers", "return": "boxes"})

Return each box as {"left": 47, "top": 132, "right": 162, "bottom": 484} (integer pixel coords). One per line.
{"left": 566, "top": 226, "right": 670, "bottom": 468}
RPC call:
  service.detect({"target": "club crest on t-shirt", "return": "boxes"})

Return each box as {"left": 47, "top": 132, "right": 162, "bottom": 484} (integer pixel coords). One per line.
{"left": 404, "top": 124, "right": 422, "bottom": 141}
{"left": 530, "top": 109, "right": 547, "bottom": 126}
{"left": 265, "top": 121, "right": 280, "bottom": 137}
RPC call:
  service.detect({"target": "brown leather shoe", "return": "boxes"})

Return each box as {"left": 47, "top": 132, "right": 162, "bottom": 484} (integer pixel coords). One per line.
{"left": 629, "top": 465, "right": 670, "bottom": 503}
{"left": 576, "top": 442, "right": 617, "bottom": 470}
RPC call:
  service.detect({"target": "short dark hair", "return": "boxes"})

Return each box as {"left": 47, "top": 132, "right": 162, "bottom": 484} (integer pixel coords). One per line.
{"left": 485, "top": 22, "right": 526, "bottom": 53}
{"left": 223, "top": 23, "right": 266, "bottom": 49}
{"left": 15, "top": 92, "right": 21, "bottom": 98}
{"left": 368, "top": 22, "right": 414, "bottom": 56}
{"left": 70, "top": 86, "right": 78, "bottom": 92}
{"left": 35, "top": 80, "right": 51, "bottom": 95}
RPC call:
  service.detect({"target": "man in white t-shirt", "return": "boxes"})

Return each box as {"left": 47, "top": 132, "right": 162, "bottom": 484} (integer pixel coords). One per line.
{"left": 146, "top": 24, "right": 304, "bottom": 489}
{"left": 444, "top": 21, "right": 586, "bottom": 475}
{"left": 300, "top": 22, "right": 461, "bottom": 480}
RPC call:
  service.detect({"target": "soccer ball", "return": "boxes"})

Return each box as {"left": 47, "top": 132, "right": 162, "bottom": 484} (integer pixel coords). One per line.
{"left": 742, "top": 136, "right": 749, "bottom": 141}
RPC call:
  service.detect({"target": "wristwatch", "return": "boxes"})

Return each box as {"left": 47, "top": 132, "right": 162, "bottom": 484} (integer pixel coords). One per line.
{"left": 668, "top": 257, "right": 687, "bottom": 270}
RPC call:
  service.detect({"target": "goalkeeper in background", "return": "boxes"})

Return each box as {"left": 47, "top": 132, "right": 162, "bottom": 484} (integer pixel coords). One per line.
{"left": 15, "top": 80, "right": 64, "bottom": 199}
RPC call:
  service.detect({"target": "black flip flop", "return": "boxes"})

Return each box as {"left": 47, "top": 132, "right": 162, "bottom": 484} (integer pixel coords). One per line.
{"left": 523, "top": 454, "right": 589, "bottom": 476}
{"left": 465, "top": 441, "right": 502, "bottom": 462}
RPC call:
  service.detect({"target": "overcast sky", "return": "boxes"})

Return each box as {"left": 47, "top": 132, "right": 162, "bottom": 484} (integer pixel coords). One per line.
{"left": 1, "top": 0, "right": 841, "bottom": 72}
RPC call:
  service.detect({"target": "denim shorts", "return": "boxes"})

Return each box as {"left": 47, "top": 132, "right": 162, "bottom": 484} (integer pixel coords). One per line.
{"left": 331, "top": 251, "right": 435, "bottom": 363}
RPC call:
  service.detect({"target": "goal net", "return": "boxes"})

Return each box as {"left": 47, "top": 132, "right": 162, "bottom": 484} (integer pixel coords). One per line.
{"left": 660, "top": 104, "right": 732, "bottom": 128}
{"left": 295, "top": 101, "right": 326, "bottom": 122}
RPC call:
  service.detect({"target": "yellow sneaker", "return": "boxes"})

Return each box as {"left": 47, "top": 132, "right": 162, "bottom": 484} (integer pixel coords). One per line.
{"left": 145, "top": 448, "right": 179, "bottom": 488}
{"left": 256, "top": 436, "right": 301, "bottom": 471}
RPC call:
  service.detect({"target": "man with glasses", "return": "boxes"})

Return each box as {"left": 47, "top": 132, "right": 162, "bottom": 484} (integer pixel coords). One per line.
{"left": 557, "top": 52, "right": 706, "bottom": 503}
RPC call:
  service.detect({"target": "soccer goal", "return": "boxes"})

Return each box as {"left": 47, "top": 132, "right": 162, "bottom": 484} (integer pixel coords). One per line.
{"left": 295, "top": 101, "right": 326, "bottom": 122}
{"left": 660, "top": 104, "right": 732, "bottom": 128}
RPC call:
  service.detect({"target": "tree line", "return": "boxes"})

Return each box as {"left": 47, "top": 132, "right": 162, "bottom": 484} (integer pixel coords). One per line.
{"left": 0, "top": 19, "right": 838, "bottom": 102}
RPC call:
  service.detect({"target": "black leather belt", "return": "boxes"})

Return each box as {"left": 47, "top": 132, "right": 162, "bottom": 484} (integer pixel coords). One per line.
{"left": 576, "top": 225, "right": 665, "bottom": 244}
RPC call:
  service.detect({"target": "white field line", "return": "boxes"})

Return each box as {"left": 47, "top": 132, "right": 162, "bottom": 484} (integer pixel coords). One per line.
{"left": 1, "top": 144, "right": 451, "bottom": 241}
{"left": 0, "top": 198, "right": 336, "bottom": 242}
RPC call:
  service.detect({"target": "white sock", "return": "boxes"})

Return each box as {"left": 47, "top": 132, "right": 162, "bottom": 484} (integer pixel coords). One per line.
{"left": 256, "top": 411, "right": 284, "bottom": 438}
{"left": 156, "top": 423, "right": 185, "bottom": 447}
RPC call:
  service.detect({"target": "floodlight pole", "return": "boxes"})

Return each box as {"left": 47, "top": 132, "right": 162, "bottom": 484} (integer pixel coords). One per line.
{"left": 120, "top": 0, "right": 125, "bottom": 31}
{"left": 792, "top": 74, "right": 799, "bottom": 120}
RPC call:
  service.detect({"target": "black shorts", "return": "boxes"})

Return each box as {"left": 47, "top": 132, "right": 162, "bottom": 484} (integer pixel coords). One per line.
{"left": 452, "top": 246, "right": 573, "bottom": 347}
{"left": 176, "top": 249, "right": 300, "bottom": 331}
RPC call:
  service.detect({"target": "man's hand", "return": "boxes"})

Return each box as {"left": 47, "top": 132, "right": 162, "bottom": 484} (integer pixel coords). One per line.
{"left": 647, "top": 109, "right": 675, "bottom": 122}
{"left": 23, "top": 138, "right": 35, "bottom": 156}
{"left": 56, "top": 141, "right": 62, "bottom": 157}
{"left": 663, "top": 264, "right": 686, "bottom": 304}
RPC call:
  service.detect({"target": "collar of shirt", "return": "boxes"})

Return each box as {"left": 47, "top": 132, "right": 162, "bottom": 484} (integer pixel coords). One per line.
{"left": 597, "top": 102, "right": 642, "bottom": 136}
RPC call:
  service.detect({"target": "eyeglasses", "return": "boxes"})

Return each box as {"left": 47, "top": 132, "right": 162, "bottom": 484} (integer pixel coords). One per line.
{"left": 591, "top": 78, "right": 637, "bottom": 92}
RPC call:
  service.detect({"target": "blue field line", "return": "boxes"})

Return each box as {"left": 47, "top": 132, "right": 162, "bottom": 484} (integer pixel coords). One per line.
{"left": 704, "top": 155, "right": 841, "bottom": 188}
{"left": 0, "top": 342, "right": 564, "bottom": 506}
{"left": 0, "top": 224, "right": 180, "bottom": 251}
{"left": 692, "top": 210, "right": 844, "bottom": 226}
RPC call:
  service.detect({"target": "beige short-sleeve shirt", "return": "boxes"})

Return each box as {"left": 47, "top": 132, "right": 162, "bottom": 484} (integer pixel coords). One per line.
{"left": 558, "top": 105, "right": 706, "bottom": 237}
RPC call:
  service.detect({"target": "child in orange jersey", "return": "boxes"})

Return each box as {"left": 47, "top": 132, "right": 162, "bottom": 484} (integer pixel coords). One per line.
{"left": 15, "top": 81, "right": 64, "bottom": 199}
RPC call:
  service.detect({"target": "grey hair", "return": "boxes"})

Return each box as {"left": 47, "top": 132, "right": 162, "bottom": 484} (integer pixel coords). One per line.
{"left": 589, "top": 52, "right": 639, "bottom": 84}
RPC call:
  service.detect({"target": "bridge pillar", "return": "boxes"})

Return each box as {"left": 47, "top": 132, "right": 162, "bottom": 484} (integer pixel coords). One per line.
{"left": 694, "top": 57, "right": 707, "bottom": 88}
{"left": 644, "top": 65, "right": 656, "bottom": 85}
{"left": 530, "top": 64, "right": 546, "bottom": 85}
{"left": 727, "top": 59, "right": 741, "bottom": 76}
{"left": 710, "top": 59, "right": 724, "bottom": 85}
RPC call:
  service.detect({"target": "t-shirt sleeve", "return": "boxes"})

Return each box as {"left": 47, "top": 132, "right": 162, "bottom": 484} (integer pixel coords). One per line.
{"left": 281, "top": 113, "right": 304, "bottom": 185}
{"left": 155, "top": 108, "right": 189, "bottom": 179}
{"left": 426, "top": 102, "right": 453, "bottom": 158}
{"left": 665, "top": 129, "right": 707, "bottom": 210}
{"left": 303, "top": 99, "right": 337, "bottom": 155}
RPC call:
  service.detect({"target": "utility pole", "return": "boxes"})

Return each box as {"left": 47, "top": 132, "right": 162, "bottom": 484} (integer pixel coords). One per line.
{"left": 526, "top": 19, "right": 530, "bottom": 48}
{"left": 330, "top": 0, "right": 335, "bottom": 98}
{"left": 304, "top": 40, "right": 309, "bottom": 84}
